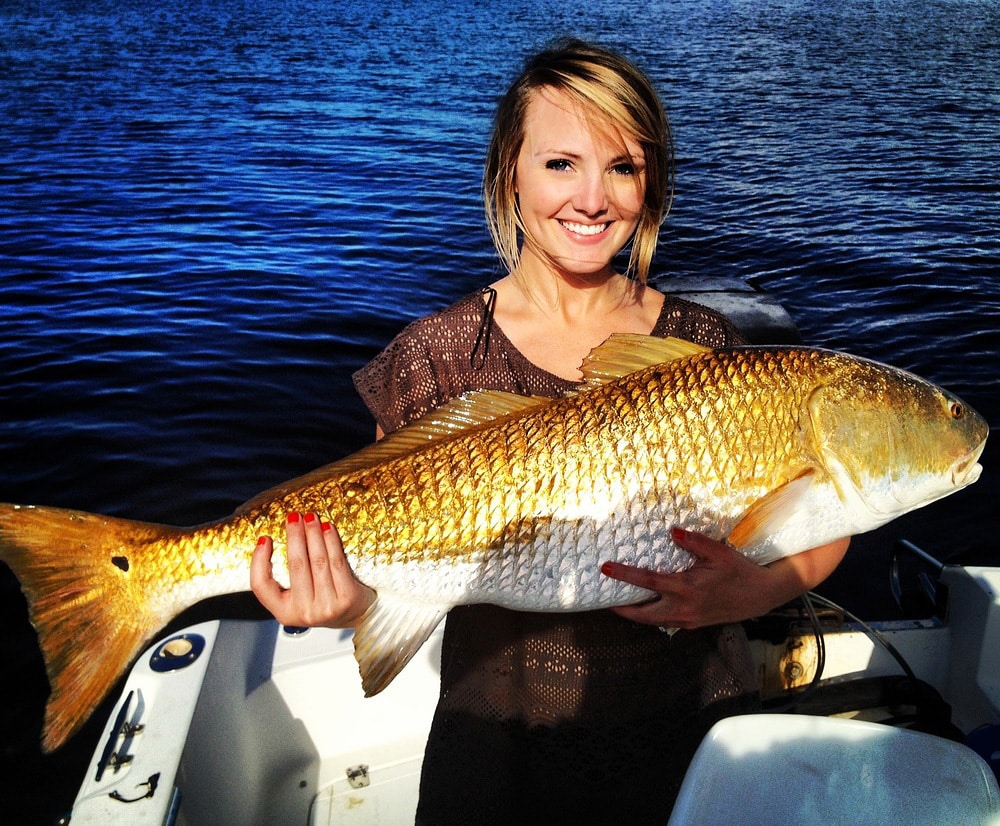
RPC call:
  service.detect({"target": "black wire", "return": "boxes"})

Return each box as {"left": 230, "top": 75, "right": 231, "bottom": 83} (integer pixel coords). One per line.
{"left": 765, "top": 591, "right": 826, "bottom": 713}
{"left": 805, "top": 591, "right": 920, "bottom": 685}
{"left": 802, "top": 591, "right": 826, "bottom": 688}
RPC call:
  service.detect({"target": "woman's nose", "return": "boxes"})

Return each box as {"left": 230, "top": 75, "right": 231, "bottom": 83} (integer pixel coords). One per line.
{"left": 572, "top": 171, "right": 609, "bottom": 216}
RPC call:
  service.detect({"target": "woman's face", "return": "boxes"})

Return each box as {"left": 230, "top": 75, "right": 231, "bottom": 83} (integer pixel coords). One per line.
{"left": 515, "top": 87, "right": 646, "bottom": 281}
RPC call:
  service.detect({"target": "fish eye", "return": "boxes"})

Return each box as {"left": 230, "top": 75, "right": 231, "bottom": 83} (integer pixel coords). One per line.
{"left": 950, "top": 401, "right": 964, "bottom": 419}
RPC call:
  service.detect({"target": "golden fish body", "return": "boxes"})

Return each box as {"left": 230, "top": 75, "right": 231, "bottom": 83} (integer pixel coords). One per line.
{"left": 0, "top": 336, "right": 987, "bottom": 751}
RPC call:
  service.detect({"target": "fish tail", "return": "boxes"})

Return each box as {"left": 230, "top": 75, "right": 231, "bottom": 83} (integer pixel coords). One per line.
{"left": 0, "top": 503, "right": 180, "bottom": 752}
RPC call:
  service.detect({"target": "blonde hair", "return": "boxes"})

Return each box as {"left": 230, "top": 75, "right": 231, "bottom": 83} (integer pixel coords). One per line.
{"left": 484, "top": 39, "right": 674, "bottom": 284}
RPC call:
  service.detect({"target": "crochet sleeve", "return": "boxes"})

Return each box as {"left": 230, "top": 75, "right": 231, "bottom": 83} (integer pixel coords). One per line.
{"left": 352, "top": 321, "right": 446, "bottom": 436}
{"left": 352, "top": 294, "right": 491, "bottom": 434}
{"left": 654, "top": 294, "right": 749, "bottom": 347}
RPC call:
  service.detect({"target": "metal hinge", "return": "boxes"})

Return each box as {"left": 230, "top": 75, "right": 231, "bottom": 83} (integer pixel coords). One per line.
{"left": 346, "top": 764, "right": 370, "bottom": 789}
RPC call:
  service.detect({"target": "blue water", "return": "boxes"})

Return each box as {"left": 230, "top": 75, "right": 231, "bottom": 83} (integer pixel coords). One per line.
{"left": 1, "top": 0, "right": 998, "bottom": 820}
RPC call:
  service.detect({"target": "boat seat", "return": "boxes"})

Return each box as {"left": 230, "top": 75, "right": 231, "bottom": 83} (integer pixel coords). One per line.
{"left": 667, "top": 714, "right": 1000, "bottom": 826}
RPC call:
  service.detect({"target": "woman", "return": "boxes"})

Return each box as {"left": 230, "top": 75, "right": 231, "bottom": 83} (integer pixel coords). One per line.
{"left": 251, "top": 39, "right": 848, "bottom": 822}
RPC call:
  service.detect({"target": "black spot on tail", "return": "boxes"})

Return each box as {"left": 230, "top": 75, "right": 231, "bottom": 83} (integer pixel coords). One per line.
{"left": 111, "top": 555, "right": 130, "bottom": 573}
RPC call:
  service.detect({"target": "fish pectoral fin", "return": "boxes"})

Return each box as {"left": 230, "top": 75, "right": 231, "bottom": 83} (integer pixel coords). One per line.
{"left": 581, "top": 335, "right": 711, "bottom": 386}
{"left": 727, "top": 470, "right": 816, "bottom": 549}
{"left": 352, "top": 594, "right": 449, "bottom": 697}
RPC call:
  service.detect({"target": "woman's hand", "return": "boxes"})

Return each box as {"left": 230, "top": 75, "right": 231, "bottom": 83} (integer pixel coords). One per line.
{"left": 601, "top": 527, "right": 849, "bottom": 629}
{"left": 250, "top": 511, "right": 376, "bottom": 628}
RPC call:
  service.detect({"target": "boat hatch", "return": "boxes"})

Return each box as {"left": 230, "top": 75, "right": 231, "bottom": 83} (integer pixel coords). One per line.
{"left": 149, "top": 633, "right": 206, "bottom": 673}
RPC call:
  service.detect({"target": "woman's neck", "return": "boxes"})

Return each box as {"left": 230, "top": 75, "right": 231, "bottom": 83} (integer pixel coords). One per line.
{"left": 507, "top": 255, "right": 639, "bottom": 320}
{"left": 489, "top": 268, "right": 662, "bottom": 381}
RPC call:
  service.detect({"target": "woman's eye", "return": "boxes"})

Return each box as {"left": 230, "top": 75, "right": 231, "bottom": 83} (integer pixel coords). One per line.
{"left": 612, "top": 162, "right": 636, "bottom": 176}
{"left": 545, "top": 159, "right": 572, "bottom": 172}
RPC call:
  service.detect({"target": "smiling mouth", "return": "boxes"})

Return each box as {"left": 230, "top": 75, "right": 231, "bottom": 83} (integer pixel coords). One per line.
{"left": 559, "top": 220, "right": 610, "bottom": 237}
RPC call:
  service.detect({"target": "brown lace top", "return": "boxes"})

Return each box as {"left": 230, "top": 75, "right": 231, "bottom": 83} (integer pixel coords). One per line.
{"left": 353, "top": 289, "right": 761, "bottom": 824}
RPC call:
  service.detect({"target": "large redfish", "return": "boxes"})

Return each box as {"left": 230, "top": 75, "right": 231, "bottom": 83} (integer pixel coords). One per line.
{"left": 0, "top": 336, "right": 987, "bottom": 751}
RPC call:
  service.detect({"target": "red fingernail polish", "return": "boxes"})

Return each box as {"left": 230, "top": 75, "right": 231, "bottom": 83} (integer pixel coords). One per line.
{"left": 288, "top": 512, "right": 300, "bottom": 524}
{"left": 257, "top": 536, "right": 268, "bottom": 546}
{"left": 600, "top": 562, "right": 614, "bottom": 576}
{"left": 304, "top": 512, "right": 317, "bottom": 524}
{"left": 321, "top": 521, "right": 332, "bottom": 532}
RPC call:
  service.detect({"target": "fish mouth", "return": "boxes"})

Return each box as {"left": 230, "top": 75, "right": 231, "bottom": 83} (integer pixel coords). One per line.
{"left": 951, "top": 436, "right": 987, "bottom": 487}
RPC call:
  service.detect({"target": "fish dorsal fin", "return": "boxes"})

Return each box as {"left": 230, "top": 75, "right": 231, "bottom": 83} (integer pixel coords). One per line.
{"left": 581, "top": 334, "right": 712, "bottom": 386}
{"left": 234, "top": 391, "right": 550, "bottom": 514}
{"left": 351, "top": 390, "right": 551, "bottom": 469}
{"left": 412, "top": 390, "right": 552, "bottom": 435}
{"left": 726, "top": 469, "right": 817, "bottom": 548}
{"left": 351, "top": 592, "right": 450, "bottom": 696}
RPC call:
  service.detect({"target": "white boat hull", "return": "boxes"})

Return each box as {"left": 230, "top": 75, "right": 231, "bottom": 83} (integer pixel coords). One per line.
{"left": 68, "top": 564, "right": 1000, "bottom": 824}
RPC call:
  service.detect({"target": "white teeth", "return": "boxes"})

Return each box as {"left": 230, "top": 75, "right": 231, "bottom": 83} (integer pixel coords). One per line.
{"left": 560, "top": 220, "right": 609, "bottom": 236}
